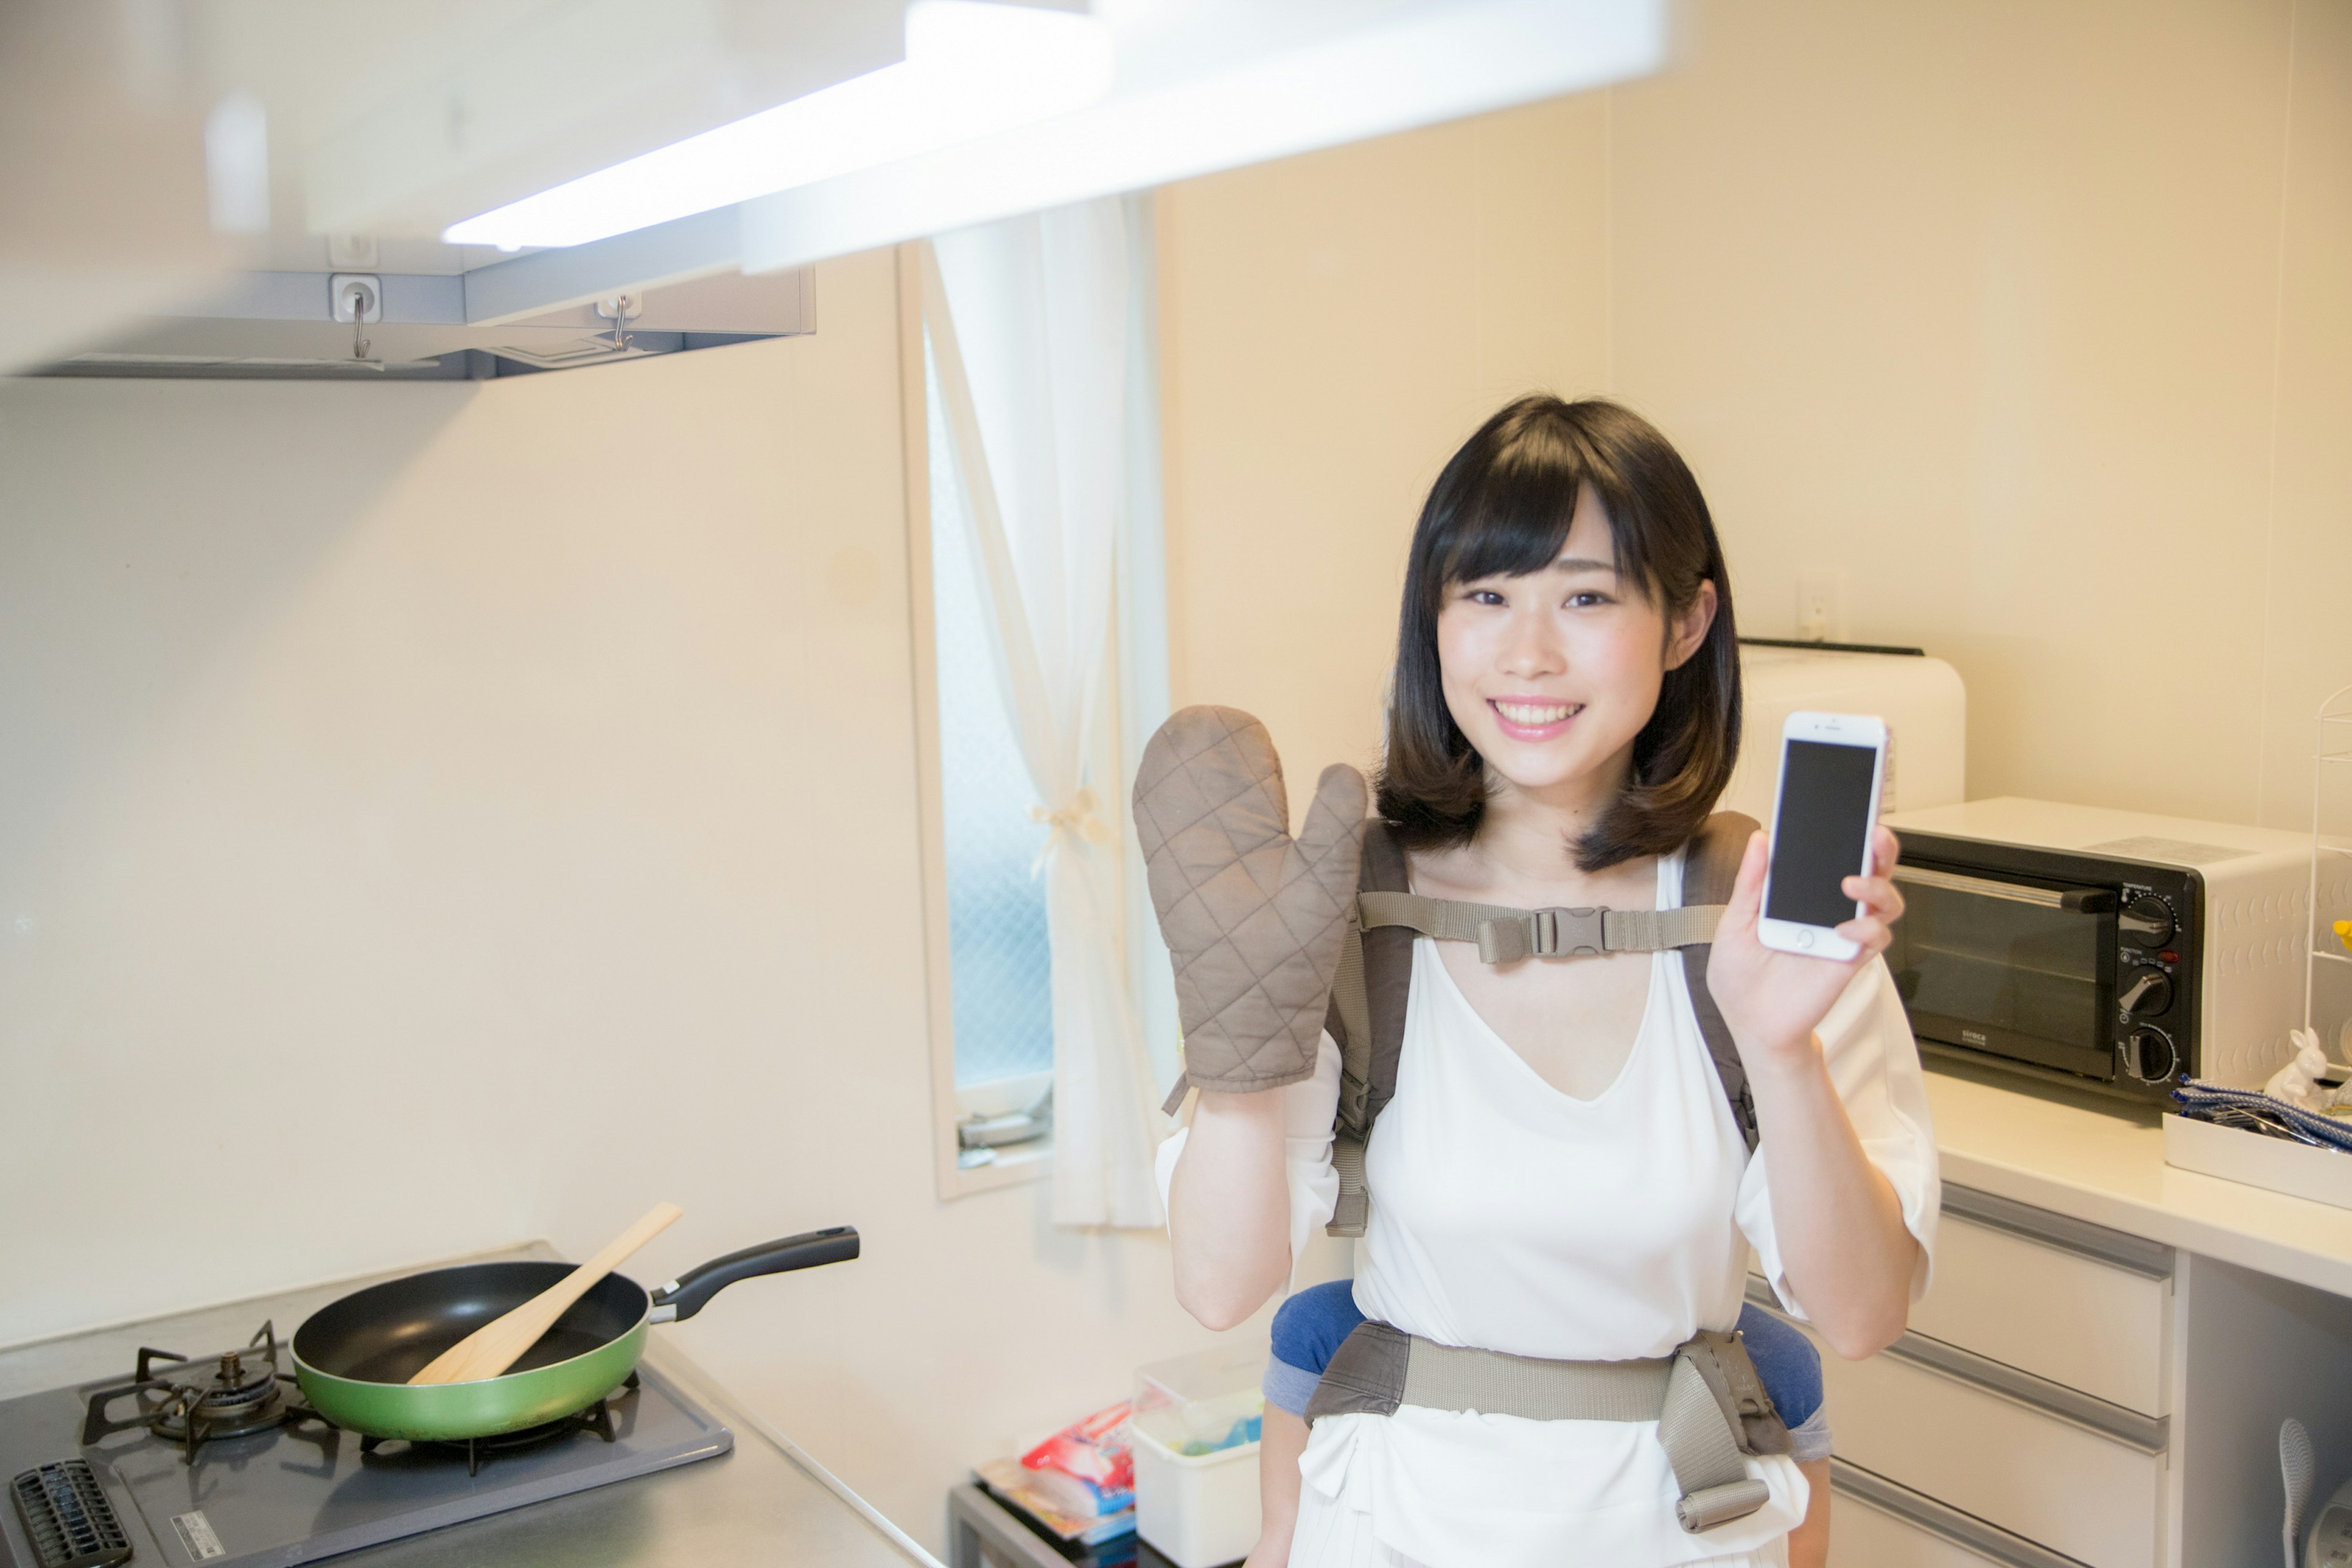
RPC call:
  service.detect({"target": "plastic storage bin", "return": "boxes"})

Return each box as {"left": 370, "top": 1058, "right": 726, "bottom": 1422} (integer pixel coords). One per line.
{"left": 1129, "top": 1347, "right": 1264, "bottom": 1568}
{"left": 1128, "top": 1389, "right": 1261, "bottom": 1568}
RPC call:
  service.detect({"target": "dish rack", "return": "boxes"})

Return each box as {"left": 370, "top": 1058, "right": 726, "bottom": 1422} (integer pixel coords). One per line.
{"left": 2305, "top": 683, "right": 2352, "bottom": 1057}
{"left": 2162, "top": 684, "right": 2352, "bottom": 1208}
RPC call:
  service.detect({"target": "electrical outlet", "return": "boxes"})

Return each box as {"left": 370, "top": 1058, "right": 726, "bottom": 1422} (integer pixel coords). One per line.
{"left": 1795, "top": 570, "right": 1846, "bottom": 643}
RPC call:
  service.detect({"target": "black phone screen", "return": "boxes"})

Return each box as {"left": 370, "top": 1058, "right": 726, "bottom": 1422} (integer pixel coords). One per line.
{"left": 1766, "top": 738, "right": 1879, "bottom": 929}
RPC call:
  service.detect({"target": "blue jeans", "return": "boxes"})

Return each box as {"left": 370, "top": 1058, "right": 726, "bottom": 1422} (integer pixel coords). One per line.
{"left": 1262, "top": 1278, "right": 1832, "bottom": 1462}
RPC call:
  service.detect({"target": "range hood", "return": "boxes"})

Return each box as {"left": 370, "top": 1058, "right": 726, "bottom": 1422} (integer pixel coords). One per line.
{"left": 42, "top": 244, "right": 810, "bottom": 381}
{"left": 8, "top": 0, "right": 1667, "bottom": 379}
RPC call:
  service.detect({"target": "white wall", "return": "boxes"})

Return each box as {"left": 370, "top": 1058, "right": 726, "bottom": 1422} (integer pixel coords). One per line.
{"left": 1610, "top": 0, "right": 2352, "bottom": 831}
{"left": 1159, "top": 0, "right": 2352, "bottom": 834}
{"left": 0, "top": 247, "right": 1242, "bottom": 1557}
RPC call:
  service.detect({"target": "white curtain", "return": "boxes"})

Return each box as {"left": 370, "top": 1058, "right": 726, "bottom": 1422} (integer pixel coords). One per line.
{"left": 922, "top": 198, "right": 1165, "bottom": 1228}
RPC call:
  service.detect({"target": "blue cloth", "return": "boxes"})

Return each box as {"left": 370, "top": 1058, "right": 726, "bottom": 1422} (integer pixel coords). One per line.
{"left": 2173, "top": 1079, "right": 2352, "bottom": 1152}
{"left": 1264, "top": 1278, "right": 1824, "bottom": 1430}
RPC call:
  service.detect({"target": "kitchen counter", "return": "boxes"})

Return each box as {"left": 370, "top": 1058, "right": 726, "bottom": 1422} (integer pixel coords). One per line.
{"left": 0, "top": 1245, "right": 939, "bottom": 1568}
{"left": 1926, "top": 1061, "right": 2352, "bottom": 1298}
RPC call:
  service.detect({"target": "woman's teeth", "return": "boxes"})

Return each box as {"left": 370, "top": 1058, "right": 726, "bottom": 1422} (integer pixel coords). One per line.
{"left": 1493, "top": 701, "right": 1578, "bottom": 726}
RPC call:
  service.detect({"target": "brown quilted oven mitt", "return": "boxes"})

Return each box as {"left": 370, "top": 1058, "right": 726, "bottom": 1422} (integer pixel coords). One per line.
{"left": 1133, "top": 706, "right": 1366, "bottom": 1105}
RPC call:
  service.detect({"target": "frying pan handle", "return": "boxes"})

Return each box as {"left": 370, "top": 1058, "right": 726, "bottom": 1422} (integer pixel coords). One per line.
{"left": 647, "top": 1226, "right": 860, "bottom": 1323}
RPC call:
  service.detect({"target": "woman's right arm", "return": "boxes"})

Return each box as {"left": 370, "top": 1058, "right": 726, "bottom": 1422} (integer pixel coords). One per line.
{"left": 1169, "top": 1091, "right": 1294, "bottom": 1329}
{"left": 1164, "top": 1035, "right": 1343, "bottom": 1331}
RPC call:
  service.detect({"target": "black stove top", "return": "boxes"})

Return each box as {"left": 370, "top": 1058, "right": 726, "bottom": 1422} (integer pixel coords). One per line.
{"left": 1, "top": 1329, "right": 731, "bottom": 1568}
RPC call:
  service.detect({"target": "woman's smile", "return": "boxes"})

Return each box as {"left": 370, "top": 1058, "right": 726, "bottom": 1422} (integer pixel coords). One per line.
{"left": 1487, "top": 697, "right": 1584, "bottom": 741}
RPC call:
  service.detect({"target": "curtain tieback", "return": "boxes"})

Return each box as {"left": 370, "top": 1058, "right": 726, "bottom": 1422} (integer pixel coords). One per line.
{"left": 1031, "top": 788, "right": 1113, "bottom": 872}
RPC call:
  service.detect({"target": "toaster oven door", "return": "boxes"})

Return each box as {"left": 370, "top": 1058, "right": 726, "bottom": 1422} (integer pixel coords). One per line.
{"left": 1887, "top": 865, "right": 2119, "bottom": 1080}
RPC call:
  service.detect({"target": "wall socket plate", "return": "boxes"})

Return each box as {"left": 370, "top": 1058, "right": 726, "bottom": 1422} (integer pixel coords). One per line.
{"left": 1796, "top": 569, "right": 1847, "bottom": 643}
{"left": 327, "top": 234, "right": 380, "bottom": 269}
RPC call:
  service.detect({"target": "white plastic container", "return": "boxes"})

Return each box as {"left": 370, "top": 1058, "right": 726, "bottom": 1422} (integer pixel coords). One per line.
{"left": 1128, "top": 1389, "right": 1261, "bottom": 1568}
{"left": 2164, "top": 1112, "right": 2352, "bottom": 1210}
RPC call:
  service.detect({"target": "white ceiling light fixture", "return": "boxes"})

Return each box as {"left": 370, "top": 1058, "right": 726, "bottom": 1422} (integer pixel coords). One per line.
{"left": 440, "top": 2, "right": 1114, "bottom": 251}
{"left": 741, "top": 0, "right": 1668, "bottom": 277}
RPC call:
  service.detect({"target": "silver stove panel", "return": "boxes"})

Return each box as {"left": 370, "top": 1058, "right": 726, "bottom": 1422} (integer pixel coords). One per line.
{"left": 1, "top": 1361, "right": 730, "bottom": 1568}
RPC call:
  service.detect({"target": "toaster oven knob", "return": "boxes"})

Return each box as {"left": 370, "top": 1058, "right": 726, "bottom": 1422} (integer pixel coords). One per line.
{"left": 2123, "top": 1027, "right": 2178, "bottom": 1082}
{"left": 2120, "top": 895, "right": 2175, "bottom": 949}
{"left": 2119, "top": 965, "right": 2174, "bottom": 1017}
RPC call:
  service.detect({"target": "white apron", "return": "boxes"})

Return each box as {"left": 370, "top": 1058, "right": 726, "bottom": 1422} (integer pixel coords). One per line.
{"left": 1157, "top": 849, "right": 1942, "bottom": 1568}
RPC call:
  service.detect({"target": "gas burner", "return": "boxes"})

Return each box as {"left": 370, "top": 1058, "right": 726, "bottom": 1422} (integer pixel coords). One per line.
{"left": 81, "top": 1322, "right": 307, "bottom": 1462}
{"left": 359, "top": 1374, "right": 639, "bottom": 1477}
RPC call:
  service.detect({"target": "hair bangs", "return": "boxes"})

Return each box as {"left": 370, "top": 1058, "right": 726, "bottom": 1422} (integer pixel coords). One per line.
{"left": 1425, "top": 416, "right": 1657, "bottom": 613}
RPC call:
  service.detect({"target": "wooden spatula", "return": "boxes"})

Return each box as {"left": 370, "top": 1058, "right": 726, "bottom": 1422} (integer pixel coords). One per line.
{"left": 408, "top": 1203, "right": 683, "bottom": 1385}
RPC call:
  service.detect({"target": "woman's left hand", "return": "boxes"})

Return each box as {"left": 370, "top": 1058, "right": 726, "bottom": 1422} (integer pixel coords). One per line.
{"left": 1705, "top": 824, "right": 1905, "bottom": 1077}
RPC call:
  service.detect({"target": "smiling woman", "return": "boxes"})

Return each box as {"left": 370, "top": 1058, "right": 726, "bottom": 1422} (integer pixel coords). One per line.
{"left": 1378, "top": 396, "right": 1742, "bottom": 871}
{"left": 1155, "top": 393, "right": 1934, "bottom": 1568}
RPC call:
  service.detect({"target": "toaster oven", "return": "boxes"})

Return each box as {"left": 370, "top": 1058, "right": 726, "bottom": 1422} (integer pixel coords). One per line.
{"left": 1879, "top": 797, "right": 2330, "bottom": 1102}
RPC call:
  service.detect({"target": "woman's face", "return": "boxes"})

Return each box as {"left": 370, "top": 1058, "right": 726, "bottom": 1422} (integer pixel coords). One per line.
{"left": 1434, "top": 485, "right": 1716, "bottom": 805}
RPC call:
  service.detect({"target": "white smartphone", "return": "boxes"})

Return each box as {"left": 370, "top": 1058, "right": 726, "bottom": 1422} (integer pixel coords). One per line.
{"left": 1757, "top": 710, "right": 1889, "bottom": 962}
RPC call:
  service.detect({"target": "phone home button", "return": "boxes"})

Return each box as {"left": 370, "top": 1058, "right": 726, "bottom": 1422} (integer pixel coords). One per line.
{"left": 1792, "top": 929, "right": 1815, "bottom": 950}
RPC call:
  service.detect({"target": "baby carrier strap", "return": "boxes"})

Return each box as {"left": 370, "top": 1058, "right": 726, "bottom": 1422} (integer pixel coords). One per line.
{"left": 1679, "top": 811, "right": 1762, "bottom": 1158}
{"left": 1326, "top": 821, "right": 1412, "bottom": 1237}
{"left": 1324, "top": 811, "right": 1761, "bottom": 1239}
{"left": 1302, "top": 1319, "right": 1790, "bottom": 1534}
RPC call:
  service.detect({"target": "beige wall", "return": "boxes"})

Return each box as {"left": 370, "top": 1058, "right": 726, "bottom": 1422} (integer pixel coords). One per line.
{"left": 1158, "top": 92, "right": 1614, "bottom": 797}
{"left": 1161, "top": 0, "right": 2352, "bottom": 834}
{"left": 0, "top": 249, "right": 1239, "bottom": 1557}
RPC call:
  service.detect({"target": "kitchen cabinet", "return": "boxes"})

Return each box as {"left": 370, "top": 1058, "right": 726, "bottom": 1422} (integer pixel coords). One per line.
{"left": 1755, "top": 1185, "right": 2169, "bottom": 1567}
{"left": 1903, "top": 1188, "right": 2171, "bottom": 1417}
{"left": 1779, "top": 1069, "right": 2352, "bottom": 1567}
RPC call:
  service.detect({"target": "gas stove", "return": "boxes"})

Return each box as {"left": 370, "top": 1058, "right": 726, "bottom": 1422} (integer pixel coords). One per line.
{"left": 1, "top": 1325, "right": 731, "bottom": 1568}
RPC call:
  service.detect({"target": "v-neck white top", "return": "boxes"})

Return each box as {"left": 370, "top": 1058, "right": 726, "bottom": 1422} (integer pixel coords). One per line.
{"left": 1156, "top": 848, "right": 1941, "bottom": 1567}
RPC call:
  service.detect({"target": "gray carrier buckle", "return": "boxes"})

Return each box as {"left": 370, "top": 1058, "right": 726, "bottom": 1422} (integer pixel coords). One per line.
{"left": 1662, "top": 1330, "right": 1790, "bottom": 1534}
{"left": 1477, "top": 905, "right": 1606, "bottom": 964}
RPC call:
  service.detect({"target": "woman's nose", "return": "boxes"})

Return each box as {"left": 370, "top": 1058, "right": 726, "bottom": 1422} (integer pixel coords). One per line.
{"left": 1498, "top": 611, "right": 1565, "bottom": 678}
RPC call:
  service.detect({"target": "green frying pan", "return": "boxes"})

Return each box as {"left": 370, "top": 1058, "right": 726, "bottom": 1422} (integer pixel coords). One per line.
{"left": 290, "top": 1226, "right": 858, "bottom": 1442}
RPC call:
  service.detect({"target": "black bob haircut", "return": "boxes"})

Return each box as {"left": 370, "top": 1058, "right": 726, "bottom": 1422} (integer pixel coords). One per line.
{"left": 1373, "top": 395, "right": 1742, "bottom": 872}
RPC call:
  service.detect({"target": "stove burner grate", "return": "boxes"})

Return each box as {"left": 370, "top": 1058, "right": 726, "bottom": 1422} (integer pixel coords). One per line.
{"left": 80, "top": 1327, "right": 643, "bottom": 1478}
{"left": 358, "top": 1373, "right": 640, "bottom": 1477}
{"left": 9, "top": 1459, "right": 132, "bottom": 1568}
{"left": 80, "top": 1322, "right": 305, "bottom": 1463}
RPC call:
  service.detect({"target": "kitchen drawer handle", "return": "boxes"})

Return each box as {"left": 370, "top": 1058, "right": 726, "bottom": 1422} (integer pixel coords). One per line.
{"left": 1942, "top": 1183, "right": 2176, "bottom": 1280}
{"left": 1831, "top": 1459, "right": 2097, "bottom": 1568}
{"left": 1744, "top": 1279, "right": 2169, "bottom": 1454}
{"left": 1891, "top": 865, "right": 2116, "bottom": 912}
{"left": 1882, "top": 1328, "right": 2169, "bottom": 1453}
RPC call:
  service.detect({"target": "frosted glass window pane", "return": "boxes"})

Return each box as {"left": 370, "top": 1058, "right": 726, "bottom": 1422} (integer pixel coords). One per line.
{"left": 928, "top": 342, "right": 1055, "bottom": 1088}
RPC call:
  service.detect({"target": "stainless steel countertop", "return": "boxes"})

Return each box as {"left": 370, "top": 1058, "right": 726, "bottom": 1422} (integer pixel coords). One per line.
{"left": 0, "top": 1245, "right": 940, "bottom": 1568}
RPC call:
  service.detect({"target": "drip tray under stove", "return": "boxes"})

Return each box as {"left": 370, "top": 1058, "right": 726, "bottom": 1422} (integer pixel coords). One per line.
{"left": 1, "top": 1362, "right": 731, "bottom": 1568}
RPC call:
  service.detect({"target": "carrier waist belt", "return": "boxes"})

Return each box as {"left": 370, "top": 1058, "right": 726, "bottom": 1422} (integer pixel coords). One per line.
{"left": 1302, "top": 1321, "right": 1790, "bottom": 1535}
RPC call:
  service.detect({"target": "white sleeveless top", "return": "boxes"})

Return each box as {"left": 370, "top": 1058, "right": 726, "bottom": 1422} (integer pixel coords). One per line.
{"left": 1158, "top": 850, "right": 1941, "bottom": 1568}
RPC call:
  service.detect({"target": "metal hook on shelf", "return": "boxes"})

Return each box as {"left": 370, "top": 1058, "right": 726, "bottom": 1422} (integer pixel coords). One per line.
{"left": 595, "top": 292, "right": 641, "bottom": 353}
{"left": 338, "top": 277, "right": 375, "bottom": 361}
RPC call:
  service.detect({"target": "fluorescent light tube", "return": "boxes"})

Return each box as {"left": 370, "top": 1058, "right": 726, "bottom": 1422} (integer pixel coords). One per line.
{"left": 441, "top": 2, "right": 1113, "bottom": 250}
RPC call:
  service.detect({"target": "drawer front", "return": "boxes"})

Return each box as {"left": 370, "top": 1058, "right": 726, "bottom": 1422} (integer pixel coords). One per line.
{"left": 1836, "top": 1501, "right": 2010, "bottom": 1568}
{"left": 1775, "top": 1309, "right": 2161, "bottom": 1568}
{"left": 1833, "top": 1461, "right": 2096, "bottom": 1568}
{"left": 1909, "top": 1186, "right": 2171, "bottom": 1415}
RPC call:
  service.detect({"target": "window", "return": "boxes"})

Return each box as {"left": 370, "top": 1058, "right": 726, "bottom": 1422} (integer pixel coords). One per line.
{"left": 926, "top": 341, "right": 1057, "bottom": 1119}
{"left": 900, "top": 221, "right": 1175, "bottom": 1207}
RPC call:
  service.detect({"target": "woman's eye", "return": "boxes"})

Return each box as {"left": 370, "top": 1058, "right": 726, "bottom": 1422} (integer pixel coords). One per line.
{"left": 1464, "top": 589, "right": 1506, "bottom": 606}
{"left": 1564, "top": 591, "right": 1611, "bottom": 609}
